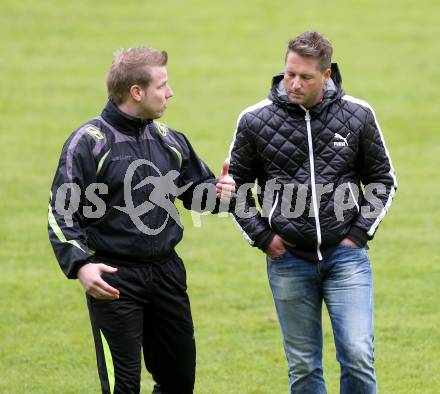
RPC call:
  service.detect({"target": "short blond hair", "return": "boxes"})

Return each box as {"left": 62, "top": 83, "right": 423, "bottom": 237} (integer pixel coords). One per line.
{"left": 286, "top": 32, "right": 332, "bottom": 72}
{"left": 106, "top": 47, "right": 168, "bottom": 105}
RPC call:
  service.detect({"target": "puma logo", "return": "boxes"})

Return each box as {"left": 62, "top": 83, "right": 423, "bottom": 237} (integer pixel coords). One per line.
{"left": 333, "top": 132, "right": 350, "bottom": 147}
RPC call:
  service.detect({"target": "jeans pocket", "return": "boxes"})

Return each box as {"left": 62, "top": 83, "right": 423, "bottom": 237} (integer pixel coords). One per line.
{"left": 339, "top": 243, "right": 362, "bottom": 250}
{"left": 269, "top": 250, "right": 289, "bottom": 261}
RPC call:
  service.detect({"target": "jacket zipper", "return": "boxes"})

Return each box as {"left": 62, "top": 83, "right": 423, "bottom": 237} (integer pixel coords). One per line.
{"left": 268, "top": 191, "right": 279, "bottom": 229}
{"left": 142, "top": 124, "right": 153, "bottom": 228}
{"left": 303, "top": 108, "right": 323, "bottom": 260}
{"left": 348, "top": 183, "right": 360, "bottom": 212}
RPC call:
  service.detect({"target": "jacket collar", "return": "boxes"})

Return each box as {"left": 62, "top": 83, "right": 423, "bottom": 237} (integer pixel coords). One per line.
{"left": 269, "top": 63, "right": 345, "bottom": 115}
{"left": 101, "top": 100, "right": 152, "bottom": 136}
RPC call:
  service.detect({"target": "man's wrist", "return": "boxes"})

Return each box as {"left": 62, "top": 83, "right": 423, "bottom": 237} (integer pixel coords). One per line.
{"left": 74, "top": 260, "right": 92, "bottom": 279}
{"left": 256, "top": 231, "right": 276, "bottom": 252}
{"left": 346, "top": 226, "right": 368, "bottom": 247}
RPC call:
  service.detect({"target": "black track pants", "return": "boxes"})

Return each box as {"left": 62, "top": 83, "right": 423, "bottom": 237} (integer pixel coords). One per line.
{"left": 87, "top": 253, "right": 196, "bottom": 394}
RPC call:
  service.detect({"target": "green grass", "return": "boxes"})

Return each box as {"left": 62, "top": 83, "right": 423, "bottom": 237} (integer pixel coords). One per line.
{"left": 1, "top": 0, "right": 439, "bottom": 392}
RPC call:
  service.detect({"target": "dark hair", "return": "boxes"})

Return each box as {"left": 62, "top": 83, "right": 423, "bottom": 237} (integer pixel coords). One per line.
{"left": 107, "top": 47, "right": 168, "bottom": 105}
{"left": 285, "top": 31, "right": 333, "bottom": 72}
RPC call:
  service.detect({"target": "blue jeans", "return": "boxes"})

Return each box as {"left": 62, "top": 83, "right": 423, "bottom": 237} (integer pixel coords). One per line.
{"left": 267, "top": 245, "right": 376, "bottom": 394}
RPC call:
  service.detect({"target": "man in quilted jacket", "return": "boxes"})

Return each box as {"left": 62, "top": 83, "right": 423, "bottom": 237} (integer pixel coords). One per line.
{"left": 228, "top": 31, "right": 397, "bottom": 393}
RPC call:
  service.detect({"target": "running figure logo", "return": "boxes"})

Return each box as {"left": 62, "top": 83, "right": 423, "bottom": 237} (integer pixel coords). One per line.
{"left": 115, "top": 159, "right": 192, "bottom": 235}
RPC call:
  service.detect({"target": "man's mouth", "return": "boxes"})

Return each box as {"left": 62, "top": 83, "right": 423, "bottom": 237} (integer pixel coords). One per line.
{"left": 287, "top": 91, "right": 303, "bottom": 98}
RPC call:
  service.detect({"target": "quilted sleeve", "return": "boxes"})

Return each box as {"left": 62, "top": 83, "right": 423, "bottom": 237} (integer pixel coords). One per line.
{"left": 228, "top": 115, "right": 275, "bottom": 251}
{"left": 347, "top": 107, "right": 397, "bottom": 245}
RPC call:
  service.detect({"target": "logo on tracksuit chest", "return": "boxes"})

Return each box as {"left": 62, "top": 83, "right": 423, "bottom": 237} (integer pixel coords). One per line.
{"left": 333, "top": 132, "right": 350, "bottom": 147}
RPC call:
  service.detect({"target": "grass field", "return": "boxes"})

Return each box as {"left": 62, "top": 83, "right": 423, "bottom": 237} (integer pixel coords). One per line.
{"left": 1, "top": 0, "right": 439, "bottom": 392}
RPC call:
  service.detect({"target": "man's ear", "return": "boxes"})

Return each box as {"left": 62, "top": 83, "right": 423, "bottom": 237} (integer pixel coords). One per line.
{"left": 323, "top": 67, "right": 331, "bottom": 81}
{"left": 129, "top": 85, "right": 143, "bottom": 102}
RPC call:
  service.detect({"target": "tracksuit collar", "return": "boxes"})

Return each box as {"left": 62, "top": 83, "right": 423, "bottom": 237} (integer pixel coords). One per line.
{"left": 101, "top": 100, "right": 152, "bottom": 136}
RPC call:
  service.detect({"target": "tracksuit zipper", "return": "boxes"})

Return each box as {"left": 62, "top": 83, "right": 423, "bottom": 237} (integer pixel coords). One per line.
{"left": 302, "top": 107, "right": 323, "bottom": 260}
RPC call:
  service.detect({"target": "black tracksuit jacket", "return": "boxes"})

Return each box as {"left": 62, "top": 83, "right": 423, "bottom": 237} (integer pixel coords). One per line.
{"left": 48, "top": 100, "right": 222, "bottom": 278}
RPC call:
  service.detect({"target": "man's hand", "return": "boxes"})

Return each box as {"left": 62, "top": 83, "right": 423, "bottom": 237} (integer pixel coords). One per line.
{"left": 216, "top": 159, "right": 236, "bottom": 204}
{"left": 266, "top": 234, "right": 288, "bottom": 258}
{"left": 77, "top": 262, "right": 120, "bottom": 300}
{"left": 340, "top": 238, "right": 359, "bottom": 248}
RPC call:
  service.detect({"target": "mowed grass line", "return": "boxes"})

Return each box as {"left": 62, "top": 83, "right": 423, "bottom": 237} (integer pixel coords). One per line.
{"left": 0, "top": 0, "right": 439, "bottom": 392}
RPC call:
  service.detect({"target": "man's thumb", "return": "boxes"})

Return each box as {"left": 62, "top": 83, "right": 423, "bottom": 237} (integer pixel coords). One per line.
{"left": 99, "top": 264, "right": 118, "bottom": 273}
{"left": 220, "top": 159, "right": 230, "bottom": 177}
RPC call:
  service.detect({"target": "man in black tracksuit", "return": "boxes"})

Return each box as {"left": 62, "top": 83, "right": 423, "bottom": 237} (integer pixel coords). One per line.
{"left": 48, "top": 47, "right": 234, "bottom": 394}
{"left": 228, "top": 32, "right": 397, "bottom": 393}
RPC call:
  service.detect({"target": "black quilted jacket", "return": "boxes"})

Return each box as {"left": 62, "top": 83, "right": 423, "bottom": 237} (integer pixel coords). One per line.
{"left": 228, "top": 64, "right": 397, "bottom": 261}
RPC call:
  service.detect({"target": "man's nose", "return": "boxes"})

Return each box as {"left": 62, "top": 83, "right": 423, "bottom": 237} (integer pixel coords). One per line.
{"left": 291, "top": 77, "right": 301, "bottom": 90}
{"left": 166, "top": 86, "right": 174, "bottom": 99}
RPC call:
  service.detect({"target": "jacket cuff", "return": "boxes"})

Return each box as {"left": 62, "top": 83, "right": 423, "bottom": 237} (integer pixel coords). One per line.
{"left": 254, "top": 230, "right": 275, "bottom": 252}
{"left": 68, "top": 258, "right": 91, "bottom": 279}
{"left": 347, "top": 226, "right": 369, "bottom": 248}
